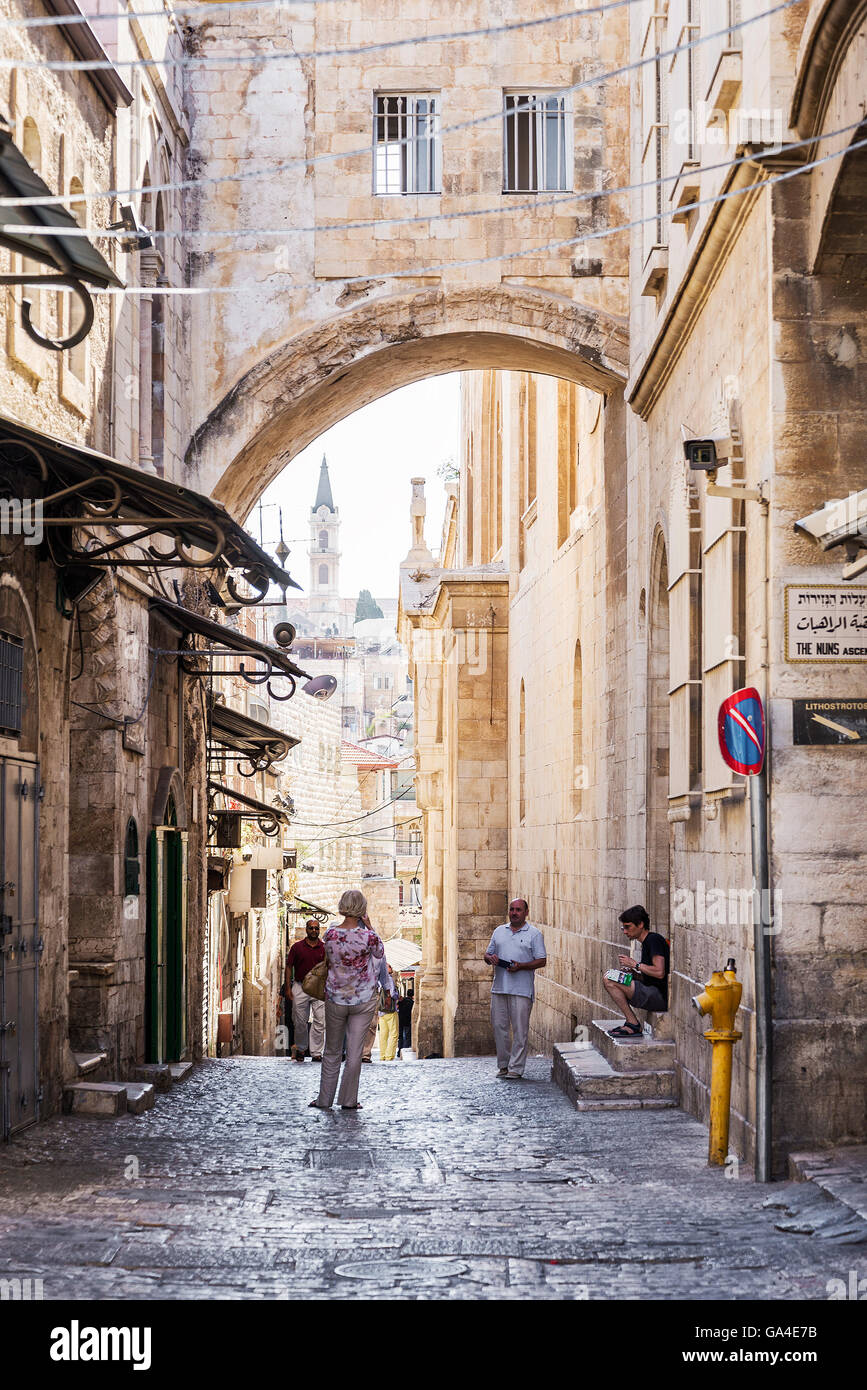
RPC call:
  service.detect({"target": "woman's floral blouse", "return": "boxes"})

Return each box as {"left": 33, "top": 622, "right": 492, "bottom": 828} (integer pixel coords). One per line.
{"left": 322, "top": 923, "right": 385, "bottom": 1006}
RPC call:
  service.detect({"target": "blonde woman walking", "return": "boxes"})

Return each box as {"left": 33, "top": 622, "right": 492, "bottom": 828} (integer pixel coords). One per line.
{"left": 309, "top": 890, "right": 384, "bottom": 1111}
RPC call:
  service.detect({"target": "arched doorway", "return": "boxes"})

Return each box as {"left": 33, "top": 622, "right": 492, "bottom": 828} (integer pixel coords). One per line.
{"left": 147, "top": 768, "right": 189, "bottom": 1063}
{"left": 0, "top": 578, "right": 40, "bottom": 1139}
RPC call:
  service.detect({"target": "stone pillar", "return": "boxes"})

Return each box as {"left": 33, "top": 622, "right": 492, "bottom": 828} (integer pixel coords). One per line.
{"left": 137, "top": 250, "right": 161, "bottom": 475}
{"left": 440, "top": 578, "right": 510, "bottom": 1055}
{"left": 414, "top": 767, "right": 443, "bottom": 1056}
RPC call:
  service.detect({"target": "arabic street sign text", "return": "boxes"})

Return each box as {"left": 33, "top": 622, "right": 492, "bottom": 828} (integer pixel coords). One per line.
{"left": 785, "top": 585, "right": 867, "bottom": 663}
{"left": 793, "top": 700, "right": 867, "bottom": 746}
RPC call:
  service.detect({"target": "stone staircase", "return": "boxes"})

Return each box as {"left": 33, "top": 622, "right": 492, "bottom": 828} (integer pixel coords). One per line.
{"left": 552, "top": 1019, "right": 678, "bottom": 1112}
{"left": 63, "top": 1059, "right": 194, "bottom": 1119}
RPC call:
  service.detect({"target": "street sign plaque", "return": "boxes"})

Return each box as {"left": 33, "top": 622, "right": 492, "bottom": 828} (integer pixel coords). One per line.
{"left": 793, "top": 699, "right": 867, "bottom": 746}
{"left": 718, "top": 687, "right": 765, "bottom": 775}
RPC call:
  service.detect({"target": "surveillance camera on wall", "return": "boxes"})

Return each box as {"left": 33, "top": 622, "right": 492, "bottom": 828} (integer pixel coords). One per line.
{"left": 794, "top": 488, "right": 867, "bottom": 552}
{"left": 682, "top": 434, "right": 735, "bottom": 471}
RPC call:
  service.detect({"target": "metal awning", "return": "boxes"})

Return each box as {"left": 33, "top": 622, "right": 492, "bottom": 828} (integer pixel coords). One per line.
{"left": 207, "top": 779, "right": 289, "bottom": 837}
{"left": 150, "top": 598, "right": 310, "bottom": 699}
{"left": 209, "top": 699, "right": 300, "bottom": 775}
{"left": 0, "top": 124, "right": 123, "bottom": 351}
{"left": 0, "top": 414, "right": 301, "bottom": 602}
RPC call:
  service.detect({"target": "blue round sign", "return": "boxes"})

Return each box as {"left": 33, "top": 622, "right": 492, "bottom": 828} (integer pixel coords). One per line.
{"left": 718, "top": 687, "right": 765, "bottom": 775}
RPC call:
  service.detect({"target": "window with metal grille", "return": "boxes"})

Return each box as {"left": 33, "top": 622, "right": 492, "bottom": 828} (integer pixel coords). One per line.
{"left": 373, "top": 95, "right": 441, "bottom": 194}
{"left": 0, "top": 631, "right": 23, "bottom": 737}
{"left": 503, "top": 93, "right": 571, "bottom": 193}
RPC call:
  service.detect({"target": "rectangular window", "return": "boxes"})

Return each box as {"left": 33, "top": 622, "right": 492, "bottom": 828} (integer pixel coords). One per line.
{"left": 503, "top": 93, "right": 570, "bottom": 193}
{"left": 373, "top": 95, "right": 441, "bottom": 194}
{"left": 0, "top": 631, "right": 24, "bottom": 737}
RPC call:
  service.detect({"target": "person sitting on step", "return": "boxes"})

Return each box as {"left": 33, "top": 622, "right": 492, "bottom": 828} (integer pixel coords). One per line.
{"left": 602, "top": 904, "right": 669, "bottom": 1038}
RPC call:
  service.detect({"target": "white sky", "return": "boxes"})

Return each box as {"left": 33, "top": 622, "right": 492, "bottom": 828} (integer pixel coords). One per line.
{"left": 256, "top": 374, "right": 461, "bottom": 600}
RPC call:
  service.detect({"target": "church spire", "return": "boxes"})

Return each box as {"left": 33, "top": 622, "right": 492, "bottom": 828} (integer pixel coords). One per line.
{"left": 313, "top": 454, "right": 335, "bottom": 513}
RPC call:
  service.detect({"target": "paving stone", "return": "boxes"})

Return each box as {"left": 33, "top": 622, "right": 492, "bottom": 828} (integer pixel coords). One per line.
{"left": 0, "top": 1057, "right": 861, "bottom": 1299}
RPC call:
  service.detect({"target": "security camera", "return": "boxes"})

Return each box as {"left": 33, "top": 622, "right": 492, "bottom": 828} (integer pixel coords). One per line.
{"left": 273, "top": 621, "right": 296, "bottom": 648}
{"left": 682, "top": 434, "right": 735, "bottom": 472}
{"left": 109, "top": 203, "right": 153, "bottom": 253}
{"left": 794, "top": 489, "right": 867, "bottom": 552}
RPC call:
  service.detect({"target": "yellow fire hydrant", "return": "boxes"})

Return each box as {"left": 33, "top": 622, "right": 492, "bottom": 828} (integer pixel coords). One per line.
{"left": 691, "top": 959, "right": 743, "bottom": 1166}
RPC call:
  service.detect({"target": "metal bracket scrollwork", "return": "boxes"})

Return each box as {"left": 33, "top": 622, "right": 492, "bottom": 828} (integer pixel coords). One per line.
{"left": 0, "top": 273, "right": 94, "bottom": 351}
{"left": 266, "top": 675, "right": 296, "bottom": 701}
{"left": 225, "top": 566, "right": 271, "bottom": 606}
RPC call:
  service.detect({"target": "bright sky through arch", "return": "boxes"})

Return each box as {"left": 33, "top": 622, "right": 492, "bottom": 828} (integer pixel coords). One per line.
{"left": 257, "top": 375, "right": 460, "bottom": 601}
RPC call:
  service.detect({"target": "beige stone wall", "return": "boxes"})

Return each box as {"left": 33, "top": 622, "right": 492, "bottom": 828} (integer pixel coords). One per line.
{"left": 182, "top": 1, "right": 629, "bottom": 512}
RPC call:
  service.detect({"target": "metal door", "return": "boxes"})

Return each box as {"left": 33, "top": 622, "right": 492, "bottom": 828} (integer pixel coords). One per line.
{"left": 0, "top": 756, "right": 40, "bottom": 1140}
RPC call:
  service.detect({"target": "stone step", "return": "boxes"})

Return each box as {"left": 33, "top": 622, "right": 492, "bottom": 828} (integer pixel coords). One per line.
{"left": 590, "top": 1018, "right": 676, "bottom": 1073}
{"left": 72, "top": 1050, "right": 110, "bottom": 1079}
{"left": 63, "top": 1082, "right": 128, "bottom": 1117}
{"left": 552, "top": 1042, "right": 677, "bottom": 1111}
{"left": 574, "top": 1096, "right": 679, "bottom": 1113}
{"left": 168, "top": 1062, "right": 193, "bottom": 1084}
{"left": 133, "top": 1063, "right": 173, "bottom": 1092}
{"left": 123, "top": 1082, "right": 155, "bottom": 1115}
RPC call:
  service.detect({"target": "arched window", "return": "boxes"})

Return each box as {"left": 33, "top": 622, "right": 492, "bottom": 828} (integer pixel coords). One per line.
{"left": 519, "top": 679, "right": 526, "bottom": 825}
{"left": 151, "top": 193, "right": 166, "bottom": 475}
{"left": 318, "top": 564, "right": 329, "bottom": 586}
{"left": 20, "top": 119, "right": 46, "bottom": 338}
{"left": 319, "top": 530, "right": 329, "bottom": 550}
{"left": 124, "top": 817, "right": 140, "bottom": 896}
{"left": 572, "top": 641, "right": 584, "bottom": 817}
{"left": 67, "top": 177, "right": 88, "bottom": 381}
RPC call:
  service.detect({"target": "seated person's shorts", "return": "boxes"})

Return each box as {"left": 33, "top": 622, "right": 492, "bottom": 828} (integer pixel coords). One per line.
{"left": 631, "top": 978, "right": 667, "bottom": 1012}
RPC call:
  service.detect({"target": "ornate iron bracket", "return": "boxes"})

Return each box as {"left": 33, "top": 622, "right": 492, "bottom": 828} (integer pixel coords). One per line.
{"left": 0, "top": 272, "right": 94, "bottom": 350}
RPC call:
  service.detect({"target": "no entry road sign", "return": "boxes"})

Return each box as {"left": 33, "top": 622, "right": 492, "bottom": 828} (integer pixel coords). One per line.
{"left": 718, "top": 687, "right": 765, "bottom": 775}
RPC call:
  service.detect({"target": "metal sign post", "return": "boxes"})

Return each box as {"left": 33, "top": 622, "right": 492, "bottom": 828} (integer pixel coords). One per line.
{"left": 718, "top": 687, "right": 772, "bottom": 1183}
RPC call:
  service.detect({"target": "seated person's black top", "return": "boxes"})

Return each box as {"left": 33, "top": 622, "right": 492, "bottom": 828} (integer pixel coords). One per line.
{"left": 639, "top": 931, "right": 670, "bottom": 1007}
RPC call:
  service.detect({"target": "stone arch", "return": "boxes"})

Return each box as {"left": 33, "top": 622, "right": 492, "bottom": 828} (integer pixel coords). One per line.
{"left": 152, "top": 766, "right": 188, "bottom": 829}
{"left": 185, "top": 285, "right": 628, "bottom": 518}
{"left": 790, "top": 1, "right": 867, "bottom": 274}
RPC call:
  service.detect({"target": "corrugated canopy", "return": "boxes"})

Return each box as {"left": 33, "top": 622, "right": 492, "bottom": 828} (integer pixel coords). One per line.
{"left": 209, "top": 700, "right": 300, "bottom": 763}
{"left": 0, "top": 127, "right": 123, "bottom": 288}
{"left": 0, "top": 413, "right": 302, "bottom": 596}
{"left": 151, "top": 598, "right": 311, "bottom": 682}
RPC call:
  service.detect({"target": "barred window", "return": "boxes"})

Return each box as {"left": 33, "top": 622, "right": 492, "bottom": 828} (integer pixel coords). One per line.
{"left": 503, "top": 93, "right": 570, "bottom": 193}
{"left": 0, "top": 631, "right": 23, "bottom": 737}
{"left": 373, "top": 94, "right": 441, "bottom": 194}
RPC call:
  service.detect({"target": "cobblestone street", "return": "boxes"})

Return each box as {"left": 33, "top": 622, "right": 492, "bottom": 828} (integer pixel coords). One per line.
{"left": 0, "top": 1057, "right": 859, "bottom": 1301}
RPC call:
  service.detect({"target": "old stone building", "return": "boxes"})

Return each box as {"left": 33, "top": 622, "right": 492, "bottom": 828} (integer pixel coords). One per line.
{"left": 398, "top": 2, "right": 867, "bottom": 1170}
{"left": 2, "top": 0, "right": 864, "bottom": 1177}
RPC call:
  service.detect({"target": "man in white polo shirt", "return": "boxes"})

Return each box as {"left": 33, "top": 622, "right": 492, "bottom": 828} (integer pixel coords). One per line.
{"left": 483, "top": 899, "right": 547, "bottom": 1079}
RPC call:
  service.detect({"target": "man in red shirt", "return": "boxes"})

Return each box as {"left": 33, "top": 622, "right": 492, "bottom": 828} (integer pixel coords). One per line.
{"left": 286, "top": 919, "right": 326, "bottom": 1061}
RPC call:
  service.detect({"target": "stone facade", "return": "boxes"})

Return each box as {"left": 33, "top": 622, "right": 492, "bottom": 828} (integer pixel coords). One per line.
{"left": 400, "top": 4, "right": 867, "bottom": 1169}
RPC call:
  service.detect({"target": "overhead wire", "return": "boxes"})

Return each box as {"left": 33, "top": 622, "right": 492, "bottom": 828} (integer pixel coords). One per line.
{"left": 0, "top": 0, "right": 667, "bottom": 76}
{"left": 0, "top": 0, "right": 802, "bottom": 207}
{"left": 5, "top": 120, "right": 862, "bottom": 249}
{"left": 2, "top": 0, "right": 365, "bottom": 28}
{"left": 0, "top": 1, "right": 636, "bottom": 69}
{"left": 39, "top": 131, "right": 866, "bottom": 298}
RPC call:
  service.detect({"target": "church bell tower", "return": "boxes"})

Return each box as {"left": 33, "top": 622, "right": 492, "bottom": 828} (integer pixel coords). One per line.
{"left": 308, "top": 455, "right": 341, "bottom": 633}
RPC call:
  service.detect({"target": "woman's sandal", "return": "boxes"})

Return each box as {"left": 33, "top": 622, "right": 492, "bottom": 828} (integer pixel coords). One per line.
{"left": 308, "top": 1100, "right": 329, "bottom": 1109}
{"left": 609, "top": 1022, "right": 642, "bottom": 1037}
{"left": 340, "top": 1103, "right": 363, "bottom": 1110}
